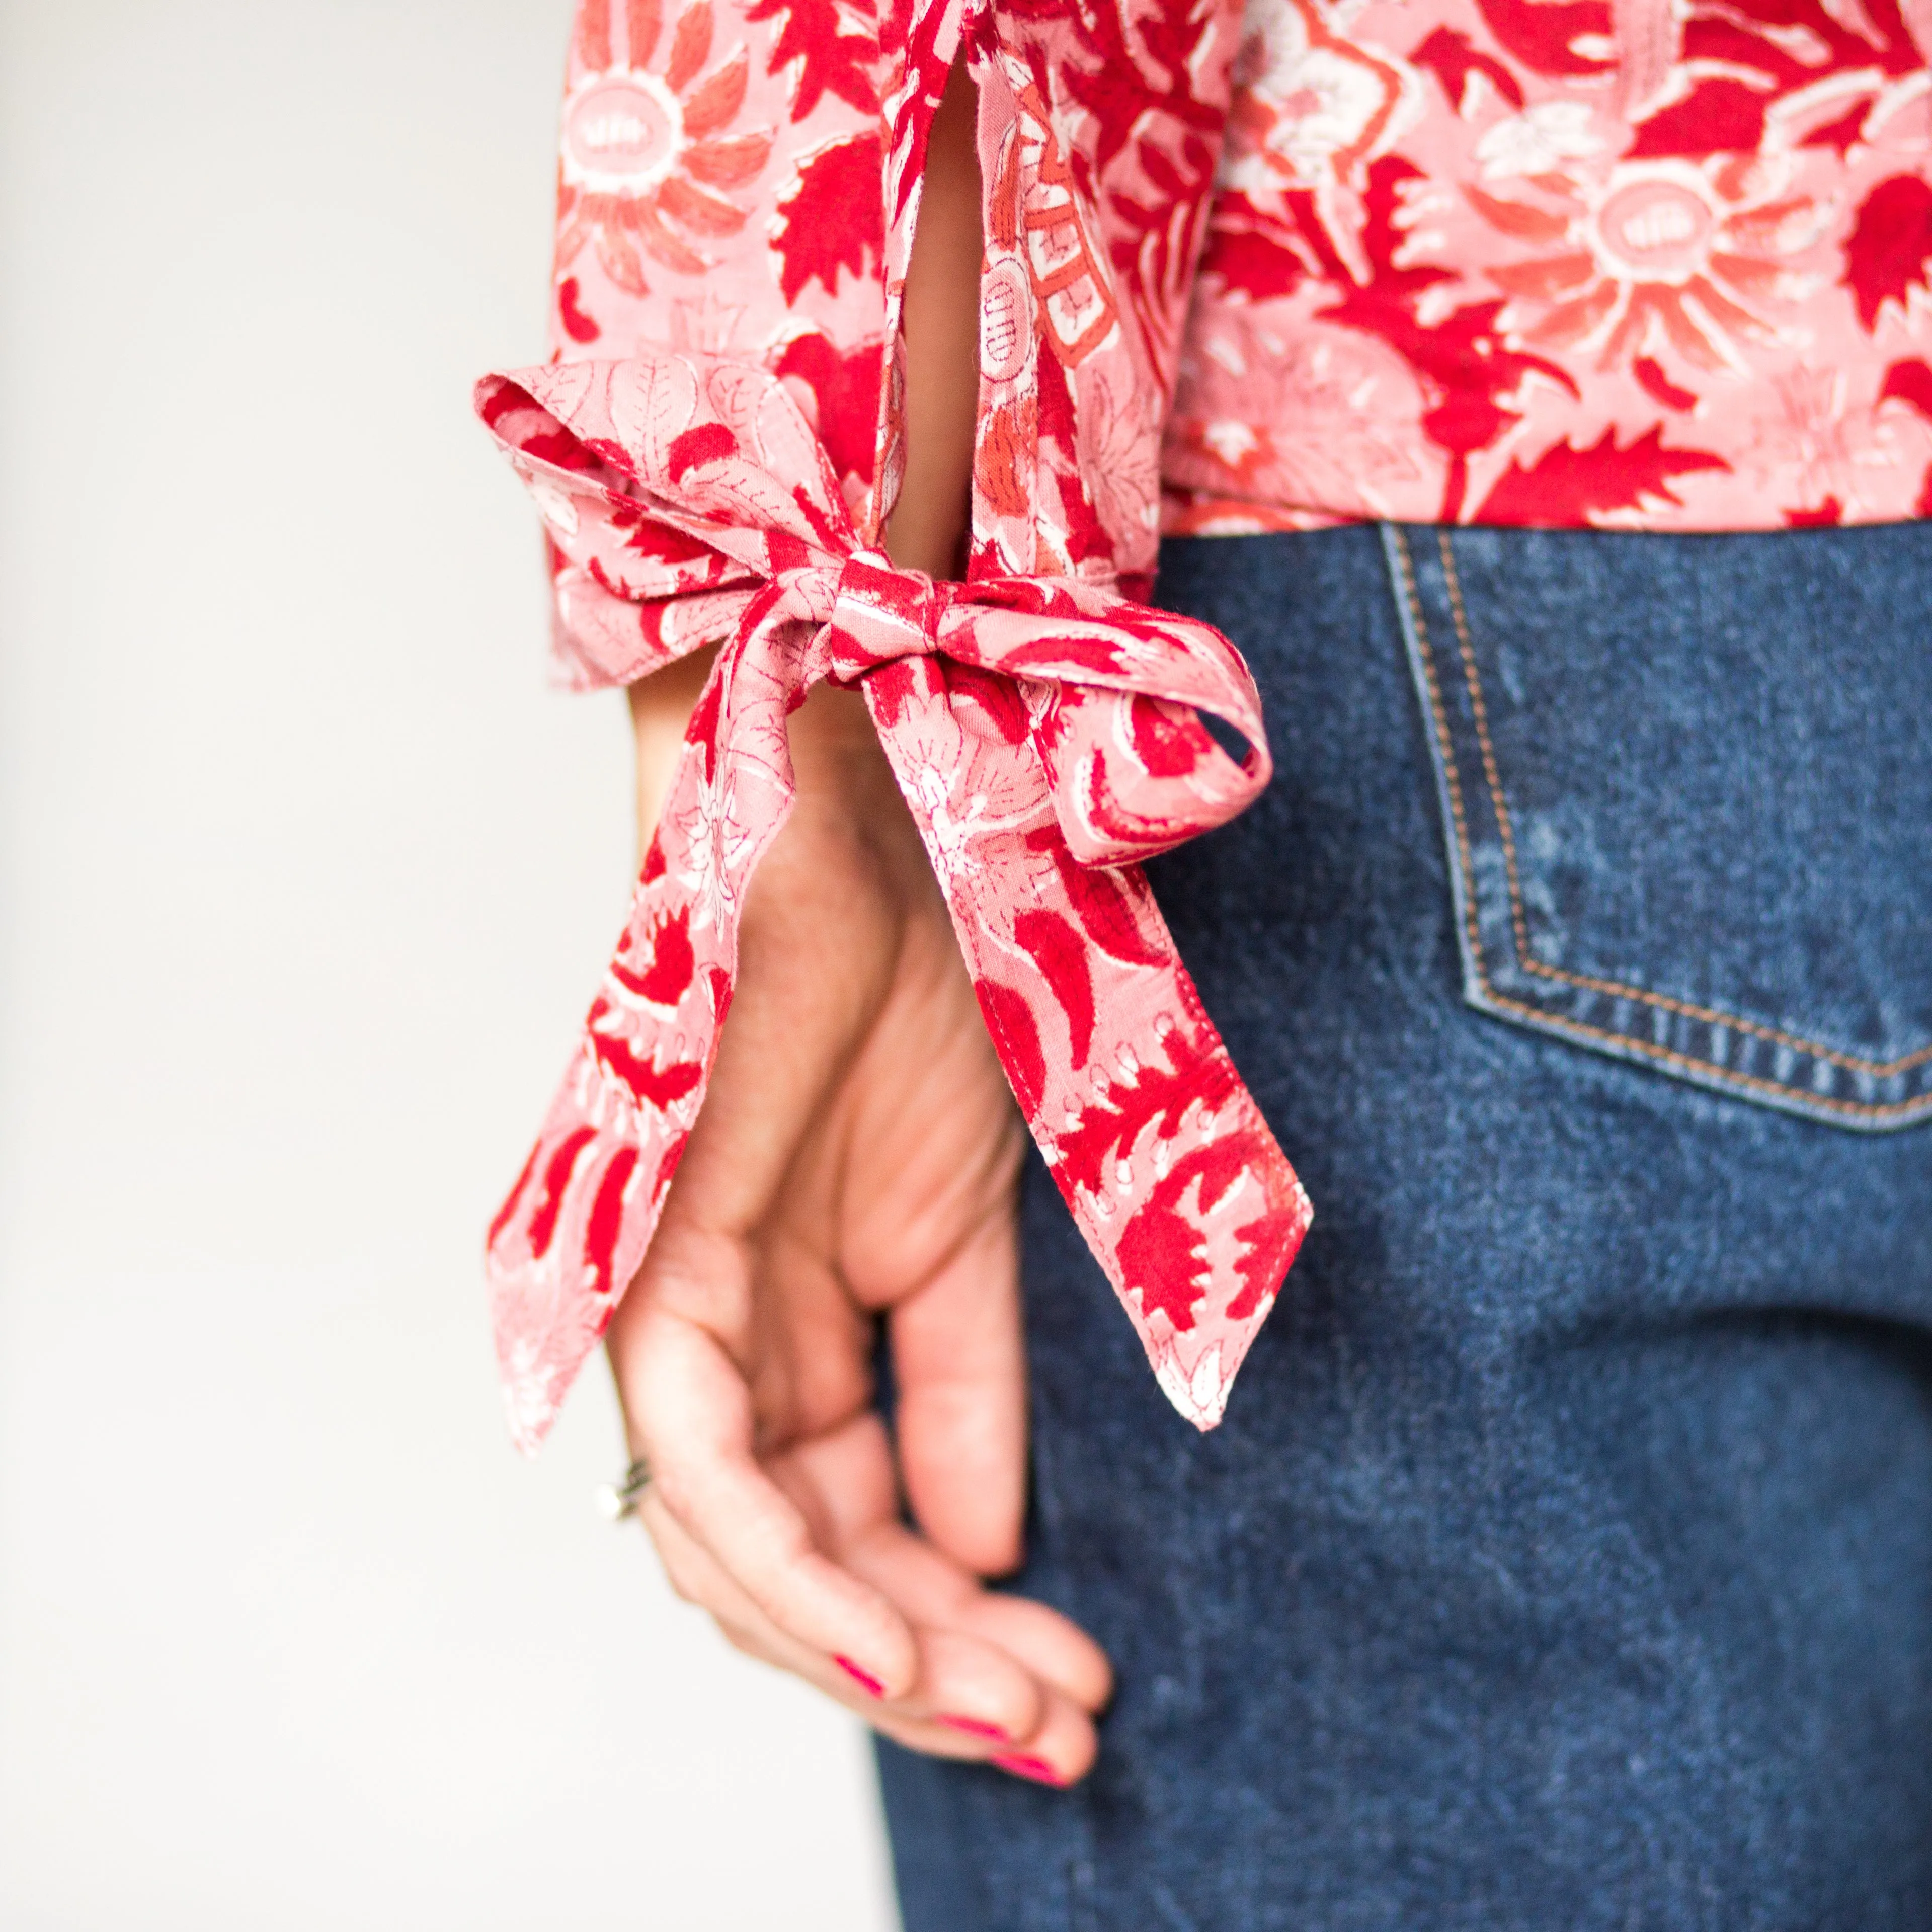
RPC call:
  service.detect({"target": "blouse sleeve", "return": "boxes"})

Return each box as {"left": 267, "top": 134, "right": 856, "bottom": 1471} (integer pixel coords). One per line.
{"left": 476, "top": 0, "right": 1312, "bottom": 1452}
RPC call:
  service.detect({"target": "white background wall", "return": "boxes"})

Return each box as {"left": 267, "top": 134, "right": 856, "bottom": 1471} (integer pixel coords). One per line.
{"left": 0, "top": 4, "right": 899, "bottom": 1924}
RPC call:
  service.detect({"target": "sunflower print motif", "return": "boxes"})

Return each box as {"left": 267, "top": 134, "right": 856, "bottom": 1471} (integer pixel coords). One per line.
{"left": 555, "top": 0, "right": 776, "bottom": 297}
{"left": 1167, "top": 0, "right": 1932, "bottom": 530}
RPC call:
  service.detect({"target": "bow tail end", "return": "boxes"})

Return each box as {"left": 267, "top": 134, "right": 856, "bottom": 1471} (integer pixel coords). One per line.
{"left": 1090, "top": 1114, "right": 1313, "bottom": 1431}
{"left": 486, "top": 1037, "right": 693, "bottom": 1457}
{"left": 1062, "top": 1071, "right": 1313, "bottom": 1431}
{"left": 865, "top": 666, "right": 1313, "bottom": 1431}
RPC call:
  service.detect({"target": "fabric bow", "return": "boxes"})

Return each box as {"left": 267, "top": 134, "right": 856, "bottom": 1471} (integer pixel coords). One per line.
{"left": 477, "top": 350, "right": 1310, "bottom": 1451}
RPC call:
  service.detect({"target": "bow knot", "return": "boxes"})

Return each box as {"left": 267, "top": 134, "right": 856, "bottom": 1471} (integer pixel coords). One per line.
{"left": 820, "top": 549, "right": 950, "bottom": 682}
{"left": 476, "top": 350, "right": 1311, "bottom": 1451}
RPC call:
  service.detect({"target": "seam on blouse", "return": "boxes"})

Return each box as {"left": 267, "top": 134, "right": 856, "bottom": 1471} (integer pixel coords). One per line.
{"left": 1388, "top": 525, "right": 1932, "bottom": 1125}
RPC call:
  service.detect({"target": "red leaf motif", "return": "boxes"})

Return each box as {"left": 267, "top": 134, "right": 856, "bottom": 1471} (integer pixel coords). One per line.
{"left": 613, "top": 904, "right": 695, "bottom": 1005}
{"left": 1784, "top": 497, "right": 1843, "bottom": 526}
{"left": 1033, "top": 353, "right": 1113, "bottom": 566}
{"left": 1633, "top": 356, "right": 1696, "bottom": 411}
{"left": 1013, "top": 909, "right": 1096, "bottom": 1068}
{"left": 1054, "top": 1026, "right": 1240, "bottom": 1205}
{"left": 1413, "top": 25, "right": 1525, "bottom": 111}
{"left": 622, "top": 518, "right": 721, "bottom": 568}
{"left": 1881, "top": 358, "right": 1932, "bottom": 420}
{"left": 974, "top": 978, "right": 1046, "bottom": 1117}
{"left": 1025, "top": 828, "right": 1169, "bottom": 967}
{"left": 1227, "top": 1192, "right": 1298, "bottom": 1321}
{"left": 557, "top": 275, "right": 602, "bottom": 344}
{"left": 591, "top": 1029, "right": 706, "bottom": 1108}
{"left": 1472, "top": 0, "right": 1612, "bottom": 76}
{"left": 528, "top": 1126, "right": 598, "bottom": 1259}
{"left": 860, "top": 657, "right": 920, "bottom": 730}
{"left": 771, "top": 133, "right": 883, "bottom": 303}
{"left": 939, "top": 658, "right": 1032, "bottom": 744}
{"left": 585, "top": 1148, "right": 640, "bottom": 1296}
{"left": 1310, "top": 159, "right": 1576, "bottom": 517}
{"left": 1200, "top": 193, "right": 1306, "bottom": 301}
{"left": 1130, "top": 698, "right": 1207, "bottom": 779}
{"left": 1845, "top": 177, "right": 1932, "bottom": 331}
{"left": 667, "top": 421, "right": 738, "bottom": 481}
{"left": 771, "top": 330, "right": 881, "bottom": 484}
{"left": 1475, "top": 425, "right": 1730, "bottom": 523}
{"left": 1630, "top": 77, "right": 1767, "bottom": 158}
{"left": 744, "top": 0, "right": 879, "bottom": 122}
{"left": 651, "top": 1130, "right": 690, "bottom": 1206}
{"left": 1116, "top": 1171, "right": 1212, "bottom": 1330}
{"left": 521, "top": 429, "right": 602, "bottom": 474}
{"left": 1070, "top": 869, "right": 1169, "bottom": 968}
{"left": 1116, "top": 1140, "right": 1263, "bottom": 1333}
{"left": 488, "top": 1142, "right": 541, "bottom": 1250}
{"left": 685, "top": 663, "right": 727, "bottom": 779}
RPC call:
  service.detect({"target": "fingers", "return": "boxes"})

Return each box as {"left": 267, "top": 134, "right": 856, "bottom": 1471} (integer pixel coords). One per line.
{"left": 621, "top": 1302, "right": 919, "bottom": 1695}
{"left": 638, "top": 1477, "right": 1102, "bottom": 1787}
{"left": 611, "top": 1166, "right": 1108, "bottom": 1788}
{"left": 773, "top": 1421, "right": 1111, "bottom": 1713}
{"left": 840, "top": 1516, "right": 1114, "bottom": 1716}
{"left": 889, "top": 1198, "right": 1028, "bottom": 1577}
{"left": 601, "top": 705, "right": 1111, "bottom": 1786}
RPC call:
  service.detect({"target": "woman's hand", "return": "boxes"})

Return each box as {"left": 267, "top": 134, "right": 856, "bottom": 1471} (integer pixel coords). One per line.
{"left": 606, "top": 673, "right": 1113, "bottom": 1786}
{"left": 605, "top": 52, "right": 1108, "bottom": 1785}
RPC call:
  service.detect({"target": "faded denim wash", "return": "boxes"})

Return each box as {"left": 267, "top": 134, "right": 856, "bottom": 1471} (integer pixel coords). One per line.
{"left": 878, "top": 522, "right": 1932, "bottom": 1931}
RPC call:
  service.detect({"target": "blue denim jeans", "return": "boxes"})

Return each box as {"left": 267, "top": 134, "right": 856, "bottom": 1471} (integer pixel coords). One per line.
{"left": 877, "top": 523, "right": 1932, "bottom": 1930}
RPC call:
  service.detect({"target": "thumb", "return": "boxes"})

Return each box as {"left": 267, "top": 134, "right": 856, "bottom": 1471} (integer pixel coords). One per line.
{"left": 889, "top": 1196, "right": 1028, "bottom": 1577}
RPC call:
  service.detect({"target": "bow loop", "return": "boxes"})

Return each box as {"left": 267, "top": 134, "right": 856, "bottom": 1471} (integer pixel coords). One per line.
{"left": 928, "top": 586, "right": 1274, "bottom": 868}
{"left": 478, "top": 348, "right": 1312, "bottom": 1451}
{"left": 477, "top": 371, "right": 758, "bottom": 606}
{"left": 477, "top": 353, "right": 857, "bottom": 598}
{"left": 809, "top": 550, "right": 951, "bottom": 686}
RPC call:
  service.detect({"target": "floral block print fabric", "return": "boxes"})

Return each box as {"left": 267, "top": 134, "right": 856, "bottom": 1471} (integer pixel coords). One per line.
{"left": 478, "top": 0, "right": 1312, "bottom": 1452}
{"left": 1165, "top": 0, "right": 1932, "bottom": 530}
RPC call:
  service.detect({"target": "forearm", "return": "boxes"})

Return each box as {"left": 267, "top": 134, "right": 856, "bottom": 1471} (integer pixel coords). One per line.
{"left": 882, "top": 55, "right": 981, "bottom": 582}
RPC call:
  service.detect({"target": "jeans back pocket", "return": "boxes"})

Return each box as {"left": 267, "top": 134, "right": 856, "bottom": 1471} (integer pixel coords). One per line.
{"left": 1386, "top": 522, "right": 1932, "bottom": 1130}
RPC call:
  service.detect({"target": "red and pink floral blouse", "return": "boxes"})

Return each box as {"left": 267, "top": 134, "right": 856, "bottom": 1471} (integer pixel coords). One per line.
{"left": 1169, "top": 0, "right": 1932, "bottom": 530}
{"left": 479, "top": 0, "right": 1312, "bottom": 1449}
{"left": 476, "top": 0, "right": 1930, "bottom": 1450}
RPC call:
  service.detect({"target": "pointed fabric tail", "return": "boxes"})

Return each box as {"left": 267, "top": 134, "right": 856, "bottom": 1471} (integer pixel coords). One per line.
{"left": 486, "top": 613, "right": 802, "bottom": 1454}
{"left": 862, "top": 659, "right": 1309, "bottom": 1429}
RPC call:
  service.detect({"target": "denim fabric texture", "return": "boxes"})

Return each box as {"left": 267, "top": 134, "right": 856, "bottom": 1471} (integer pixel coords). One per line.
{"left": 1388, "top": 524, "right": 1932, "bottom": 1126}
{"left": 877, "top": 523, "right": 1932, "bottom": 1931}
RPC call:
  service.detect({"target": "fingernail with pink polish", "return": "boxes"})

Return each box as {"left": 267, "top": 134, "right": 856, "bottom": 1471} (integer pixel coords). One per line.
{"left": 937, "top": 1714, "right": 1008, "bottom": 1741}
{"left": 992, "top": 1752, "right": 1066, "bottom": 1787}
{"left": 834, "top": 1655, "right": 886, "bottom": 1698}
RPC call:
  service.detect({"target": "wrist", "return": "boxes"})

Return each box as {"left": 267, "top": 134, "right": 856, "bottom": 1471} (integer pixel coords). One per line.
{"left": 629, "top": 654, "right": 899, "bottom": 853}
{"left": 628, "top": 646, "right": 718, "bottom": 847}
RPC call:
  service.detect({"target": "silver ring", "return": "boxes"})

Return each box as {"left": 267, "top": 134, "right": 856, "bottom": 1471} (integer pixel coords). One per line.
{"left": 595, "top": 1455, "right": 653, "bottom": 1522}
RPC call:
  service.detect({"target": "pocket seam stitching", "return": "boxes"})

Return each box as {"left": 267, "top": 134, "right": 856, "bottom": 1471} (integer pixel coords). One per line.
{"left": 1389, "top": 525, "right": 1932, "bottom": 1125}
{"left": 1435, "top": 530, "right": 1932, "bottom": 1083}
